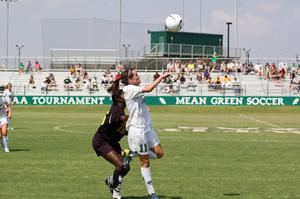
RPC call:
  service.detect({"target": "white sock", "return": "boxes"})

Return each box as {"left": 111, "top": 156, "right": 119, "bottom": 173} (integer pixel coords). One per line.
{"left": 3, "top": 136, "right": 9, "bottom": 149}
{"left": 141, "top": 167, "right": 155, "bottom": 195}
{"left": 148, "top": 151, "right": 158, "bottom": 160}
{"left": 112, "top": 176, "right": 122, "bottom": 198}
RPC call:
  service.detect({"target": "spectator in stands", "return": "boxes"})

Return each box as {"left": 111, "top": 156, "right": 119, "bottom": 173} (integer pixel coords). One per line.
{"left": 214, "top": 75, "right": 222, "bottom": 90}
{"left": 196, "top": 59, "right": 204, "bottom": 71}
{"left": 64, "top": 76, "right": 73, "bottom": 90}
{"left": 196, "top": 69, "right": 202, "bottom": 83}
{"left": 48, "top": 73, "right": 57, "bottom": 87}
{"left": 258, "top": 67, "right": 264, "bottom": 78}
{"left": 204, "top": 69, "right": 210, "bottom": 80}
{"left": 211, "top": 52, "right": 218, "bottom": 71}
{"left": 187, "top": 60, "right": 195, "bottom": 74}
{"left": 179, "top": 74, "right": 186, "bottom": 84}
{"left": 76, "top": 64, "right": 83, "bottom": 76}
{"left": 83, "top": 72, "right": 89, "bottom": 84}
{"left": 166, "top": 60, "right": 174, "bottom": 72}
{"left": 75, "top": 77, "right": 81, "bottom": 91}
{"left": 220, "top": 61, "right": 226, "bottom": 73}
{"left": 43, "top": 77, "right": 52, "bottom": 90}
{"left": 232, "top": 77, "right": 240, "bottom": 87}
{"left": 165, "top": 75, "right": 173, "bottom": 93}
{"left": 107, "top": 74, "right": 114, "bottom": 84}
{"left": 290, "top": 77, "right": 298, "bottom": 94}
{"left": 25, "top": 60, "right": 32, "bottom": 74}
{"left": 34, "top": 61, "right": 42, "bottom": 73}
{"left": 174, "top": 60, "right": 181, "bottom": 74}
{"left": 41, "top": 80, "right": 48, "bottom": 92}
{"left": 18, "top": 62, "right": 24, "bottom": 74}
{"left": 69, "top": 65, "right": 76, "bottom": 77}
{"left": 172, "top": 80, "right": 180, "bottom": 94}
{"left": 28, "top": 75, "right": 36, "bottom": 89}
{"left": 222, "top": 75, "right": 232, "bottom": 89}
{"left": 92, "top": 77, "right": 99, "bottom": 91}
{"left": 236, "top": 62, "right": 242, "bottom": 73}
{"left": 279, "top": 68, "right": 286, "bottom": 80}
{"left": 187, "top": 77, "right": 196, "bottom": 92}
{"left": 86, "top": 79, "right": 93, "bottom": 92}
{"left": 207, "top": 77, "right": 215, "bottom": 90}
{"left": 102, "top": 74, "right": 109, "bottom": 85}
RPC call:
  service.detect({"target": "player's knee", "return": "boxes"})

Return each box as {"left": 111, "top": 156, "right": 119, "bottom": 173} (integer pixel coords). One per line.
{"left": 157, "top": 151, "right": 164, "bottom": 159}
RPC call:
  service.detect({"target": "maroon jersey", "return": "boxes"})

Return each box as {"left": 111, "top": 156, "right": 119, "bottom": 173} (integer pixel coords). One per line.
{"left": 96, "top": 103, "right": 127, "bottom": 142}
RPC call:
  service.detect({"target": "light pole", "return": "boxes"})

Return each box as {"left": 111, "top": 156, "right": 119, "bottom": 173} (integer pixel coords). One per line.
{"left": 118, "top": 0, "right": 122, "bottom": 65}
{"left": 122, "top": 44, "right": 130, "bottom": 58}
{"left": 218, "top": 38, "right": 222, "bottom": 55}
{"left": 182, "top": 0, "right": 185, "bottom": 31}
{"left": 199, "top": 0, "right": 202, "bottom": 32}
{"left": 226, "top": 22, "right": 232, "bottom": 58}
{"left": 234, "top": 0, "right": 239, "bottom": 58}
{"left": 1, "top": 0, "right": 17, "bottom": 68}
{"left": 16, "top": 44, "right": 24, "bottom": 66}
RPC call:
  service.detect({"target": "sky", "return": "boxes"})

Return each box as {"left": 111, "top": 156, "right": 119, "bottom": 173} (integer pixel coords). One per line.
{"left": 0, "top": 0, "right": 299, "bottom": 59}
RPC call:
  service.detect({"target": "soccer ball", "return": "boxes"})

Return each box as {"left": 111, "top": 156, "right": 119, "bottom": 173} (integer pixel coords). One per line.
{"left": 165, "top": 14, "right": 183, "bottom": 32}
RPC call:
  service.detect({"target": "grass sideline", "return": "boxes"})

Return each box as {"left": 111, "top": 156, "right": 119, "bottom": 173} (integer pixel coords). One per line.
{"left": 0, "top": 105, "right": 300, "bottom": 199}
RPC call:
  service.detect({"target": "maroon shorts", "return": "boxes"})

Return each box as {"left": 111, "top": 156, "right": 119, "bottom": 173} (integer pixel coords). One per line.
{"left": 92, "top": 132, "right": 122, "bottom": 157}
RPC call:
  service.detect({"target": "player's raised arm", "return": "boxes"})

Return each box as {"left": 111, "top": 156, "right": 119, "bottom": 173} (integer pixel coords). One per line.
{"left": 142, "top": 72, "right": 171, "bottom": 93}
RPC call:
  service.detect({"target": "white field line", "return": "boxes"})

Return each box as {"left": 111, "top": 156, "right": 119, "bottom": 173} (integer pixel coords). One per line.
{"left": 53, "top": 124, "right": 90, "bottom": 134}
{"left": 239, "top": 114, "right": 281, "bottom": 128}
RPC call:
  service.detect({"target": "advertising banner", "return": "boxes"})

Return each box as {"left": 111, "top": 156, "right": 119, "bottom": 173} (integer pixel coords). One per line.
{"left": 13, "top": 96, "right": 300, "bottom": 106}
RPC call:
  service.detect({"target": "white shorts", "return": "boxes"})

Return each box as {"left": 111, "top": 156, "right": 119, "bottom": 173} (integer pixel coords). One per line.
{"left": 127, "top": 126, "right": 160, "bottom": 155}
{"left": 0, "top": 117, "right": 8, "bottom": 127}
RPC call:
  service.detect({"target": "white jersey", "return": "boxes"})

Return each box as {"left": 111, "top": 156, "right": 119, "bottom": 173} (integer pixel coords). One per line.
{"left": 0, "top": 97, "right": 7, "bottom": 118}
{"left": 123, "top": 84, "right": 152, "bottom": 129}
{"left": 3, "top": 89, "right": 14, "bottom": 105}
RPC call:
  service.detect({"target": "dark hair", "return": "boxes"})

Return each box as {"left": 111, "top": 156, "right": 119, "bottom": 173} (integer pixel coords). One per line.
{"left": 111, "top": 87, "right": 123, "bottom": 100}
{"left": 107, "top": 67, "right": 135, "bottom": 99}
{"left": 120, "top": 67, "right": 134, "bottom": 85}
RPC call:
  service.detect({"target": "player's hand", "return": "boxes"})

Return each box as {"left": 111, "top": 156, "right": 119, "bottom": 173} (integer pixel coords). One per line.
{"left": 161, "top": 72, "right": 171, "bottom": 79}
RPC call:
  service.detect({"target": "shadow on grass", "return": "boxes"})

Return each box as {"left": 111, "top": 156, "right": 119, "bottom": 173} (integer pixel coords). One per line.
{"left": 9, "top": 149, "right": 31, "bottom": 152}
{"left": 123, "top": 196, "right": 182, "bottom": 199}
{"left": 223, "top": 193, "right": 241, "bottom": 196}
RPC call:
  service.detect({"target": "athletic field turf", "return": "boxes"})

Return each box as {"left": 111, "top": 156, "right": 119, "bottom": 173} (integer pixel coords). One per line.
{"left": 1, "top": 106, "right": 300, "bottom": 199}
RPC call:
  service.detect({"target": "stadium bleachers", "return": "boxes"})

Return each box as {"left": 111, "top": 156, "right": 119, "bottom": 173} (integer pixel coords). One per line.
{"left": 0, "top": 70, "right": 298, "bottom": 96}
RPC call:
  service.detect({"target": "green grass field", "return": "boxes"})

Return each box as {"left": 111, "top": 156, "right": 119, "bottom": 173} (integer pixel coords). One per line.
{"left": 1, "top": 105, "right": 300, "bottom": 199}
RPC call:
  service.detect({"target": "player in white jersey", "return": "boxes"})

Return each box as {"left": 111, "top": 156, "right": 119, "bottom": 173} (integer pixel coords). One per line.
{"left": 108, "top": 68, "right": 170, "bottom": 199}
{"left": 3, "top": 83, "right": 14, "bottom": 130}
{"left": 0, "top": 97, "right": 10, "bottom": 152}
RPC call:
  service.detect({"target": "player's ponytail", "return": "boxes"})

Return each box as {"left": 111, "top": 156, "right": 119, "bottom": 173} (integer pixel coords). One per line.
{"left": 107, "top": 77, "right": 120, "bottom": 94}
{"left": 120, "top": 67, "right": 133, "bottom": 85}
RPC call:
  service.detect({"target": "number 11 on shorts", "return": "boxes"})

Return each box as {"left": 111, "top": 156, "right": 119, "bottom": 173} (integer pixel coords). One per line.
{"left": 139, "top": 144, "right": 148, "bottom": 153}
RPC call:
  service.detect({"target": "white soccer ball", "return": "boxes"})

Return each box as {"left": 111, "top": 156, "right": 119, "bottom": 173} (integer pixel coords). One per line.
{"left": 165, "top": 14, "right": 183, "bottom": 32}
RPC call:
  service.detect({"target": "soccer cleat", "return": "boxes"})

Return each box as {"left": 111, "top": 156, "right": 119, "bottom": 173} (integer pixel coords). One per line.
{"left": 104, "top": 177, "right": 113, "bottom": 194}
{"left": 4, "top": 148, "right": 10, "bottom": 153}
{"left": 148, "top": 193, "right": 160, "bottom": 199}
{"left": 112, "top": 188, "right": 122, "bottom": 199}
